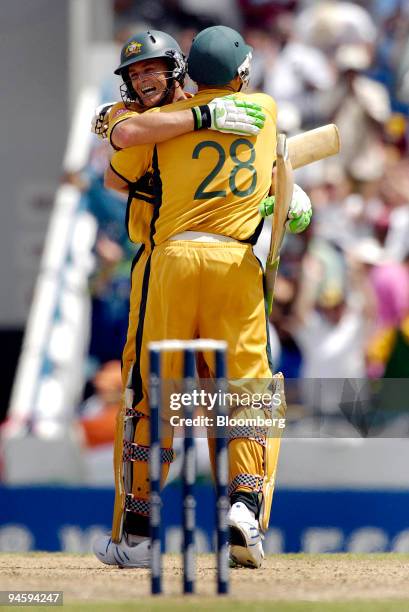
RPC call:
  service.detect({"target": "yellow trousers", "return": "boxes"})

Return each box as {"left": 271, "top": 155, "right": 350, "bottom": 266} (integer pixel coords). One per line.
{"left": 113, "top": 240, "right": 280, "bottom": 539}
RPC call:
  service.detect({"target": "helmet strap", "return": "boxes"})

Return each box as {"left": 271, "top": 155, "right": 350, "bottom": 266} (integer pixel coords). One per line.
{"left": 237, "top": 52, "right": 252, "bottom": 89}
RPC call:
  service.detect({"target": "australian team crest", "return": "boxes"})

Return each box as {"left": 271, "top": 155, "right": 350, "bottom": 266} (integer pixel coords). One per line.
{"left": 124, "top": 41, "right": 143, "bottom": 57}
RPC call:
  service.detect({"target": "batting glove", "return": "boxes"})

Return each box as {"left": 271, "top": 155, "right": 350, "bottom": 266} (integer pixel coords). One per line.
{"left": 192, "top": 95, "right": 266, "bottom": 136}
{"left": 287, "top": 184, "right": 312, "bottom": 233}
{"left": 259, "top": 184, "right": 312, "bottom": 234}
{"left": 91, "top": 102, "right": 115, "bottom": 139}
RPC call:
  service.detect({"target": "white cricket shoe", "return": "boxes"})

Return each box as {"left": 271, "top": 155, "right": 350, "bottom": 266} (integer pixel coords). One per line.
{"left": 228, "top": 502, "right": 264, "bottom": 569}
{"left": 93, "top": 534, "right": 151, "bottom": 568}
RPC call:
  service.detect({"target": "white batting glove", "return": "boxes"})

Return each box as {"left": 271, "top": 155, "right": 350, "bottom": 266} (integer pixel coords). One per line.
{"left": 91, "top": 102, "right": 115, "bottom": 139}
{"left": 192, "top": 95, "right": 266, "bottom": 136}
{"left": 288, "top": 184, "right": 311, "bottom": 218}
{"left": 287, "top": 184, "right": 312, "bottom": 233}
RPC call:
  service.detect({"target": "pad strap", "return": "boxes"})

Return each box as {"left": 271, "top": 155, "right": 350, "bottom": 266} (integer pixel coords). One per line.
{"left": 125, "top": 495, "right": 150, "bottom": 517}
{"left": 123, "top": 440, "right": 174, "bottom": 464}
{"left": 228, "top": 425, "right": 267, "bottom": 447}
{"left": 228, "top": 473, "right": 264, "bottom": 497}
{"left": 125, "top": 407, "right": 145, "bottom": 418}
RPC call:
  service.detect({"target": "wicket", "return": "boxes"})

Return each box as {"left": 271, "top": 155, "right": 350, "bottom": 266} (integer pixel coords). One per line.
{"left": 148, "top": 339, "right": 229, "bottom": 596}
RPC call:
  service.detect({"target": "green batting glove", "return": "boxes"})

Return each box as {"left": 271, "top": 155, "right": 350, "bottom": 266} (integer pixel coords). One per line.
{"left": 259, "top": 195, "right": 275, "bottom": 217}
{"left": 287, "top": 209, "right": 312, "bottom": 233}
{"left": 192, "top": 95, "right": 266, "bottom": 136}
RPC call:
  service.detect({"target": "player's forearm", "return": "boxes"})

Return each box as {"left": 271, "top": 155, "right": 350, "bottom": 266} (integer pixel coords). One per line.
{"left": 93, "top": 97, "right": 266, "bottom": 146}
{"left": 111, "top": 110, "right": 194, "bottom": 149}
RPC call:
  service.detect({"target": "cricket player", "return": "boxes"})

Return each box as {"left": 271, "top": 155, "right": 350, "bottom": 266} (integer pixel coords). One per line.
{"left": 95, "top": 25, "right": 312, "bottom": 570}
{"left": 91, "top": 29, "right": 269, "bottom": 568}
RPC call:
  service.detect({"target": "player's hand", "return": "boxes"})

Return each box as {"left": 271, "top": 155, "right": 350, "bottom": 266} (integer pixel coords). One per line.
{"left": 208, "top": 95, "right": 266, "bottom": 135}
{"left": 259, "top": 184, "right": 312, "bottom": 234}
{"left": 259, "top": 195, "right": 275, "bottom": 218}
{"left": 91, "top": 102, "right": 115, "bottom": 139}
{"left": 287, "top": 184, "right": 312, "bottom": 233}
{"left": 192, "top": 95, "right": 266, "bottom": 136}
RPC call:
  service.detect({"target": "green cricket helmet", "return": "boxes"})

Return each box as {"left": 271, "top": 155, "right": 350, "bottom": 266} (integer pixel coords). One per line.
{"left": 115, "top": 30, "right": 187, "bottom": 105}
{"left": 187, "top": 26, "right": 253, "bottom": 87}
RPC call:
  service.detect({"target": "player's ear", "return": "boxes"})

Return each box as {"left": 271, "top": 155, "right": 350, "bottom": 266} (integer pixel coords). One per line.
{"left": 230, "top": 75, "right": 243, "bottom": 92}
{"left": 173, "top": 80, "right": 187, "bottom": 101}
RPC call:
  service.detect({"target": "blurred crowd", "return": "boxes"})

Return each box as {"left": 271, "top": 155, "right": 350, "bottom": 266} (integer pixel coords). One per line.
{"left": 79, "top": 0, "right": 409, "bottom": 445}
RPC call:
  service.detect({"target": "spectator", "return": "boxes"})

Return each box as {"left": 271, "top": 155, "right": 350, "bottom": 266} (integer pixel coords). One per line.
{"left": 78, "top": 360, "right": 122, "bottom": 448}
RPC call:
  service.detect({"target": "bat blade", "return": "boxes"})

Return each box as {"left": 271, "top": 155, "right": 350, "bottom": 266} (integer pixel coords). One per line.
{"left": 265, "top": 134, "right": 294, "bottom": 315}
{"left": 288, "top": 123, "right": 340, "bottom": 169}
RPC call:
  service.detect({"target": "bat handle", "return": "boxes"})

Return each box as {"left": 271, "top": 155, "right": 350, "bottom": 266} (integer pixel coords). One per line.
{"left": 266, "top": 291, "right": 273, "bottom": 316}
{"left": 276, "top": 133, "right": 289, "bottom": 160}
{"left": 265, "top": 257, "right": 280, "bottom": 316}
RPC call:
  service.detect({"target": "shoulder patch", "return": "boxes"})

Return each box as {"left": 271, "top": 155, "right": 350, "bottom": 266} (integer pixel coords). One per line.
{"left": 113, "top": 108, "right": 129, "bottom": 119}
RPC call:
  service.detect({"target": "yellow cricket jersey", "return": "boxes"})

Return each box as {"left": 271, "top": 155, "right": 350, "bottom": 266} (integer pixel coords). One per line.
{"left": 107, "top": 102, "right": 155, "bottom": 247}
{"left": 107, "top": 102, "right": 139, "bottom": 147}
{"left": 110, "top": 89, "right": 277, "bottom": 246}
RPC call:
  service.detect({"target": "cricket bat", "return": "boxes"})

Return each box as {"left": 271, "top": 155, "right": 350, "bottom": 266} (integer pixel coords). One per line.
{"left": 265, "top": 134, "right": 294, "bottom": 315}
{"left": 288, "top": 123, "right": 340, "bottom": 170}
{"left": 265, "top": 124, "right": 340, "bottom": 314}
